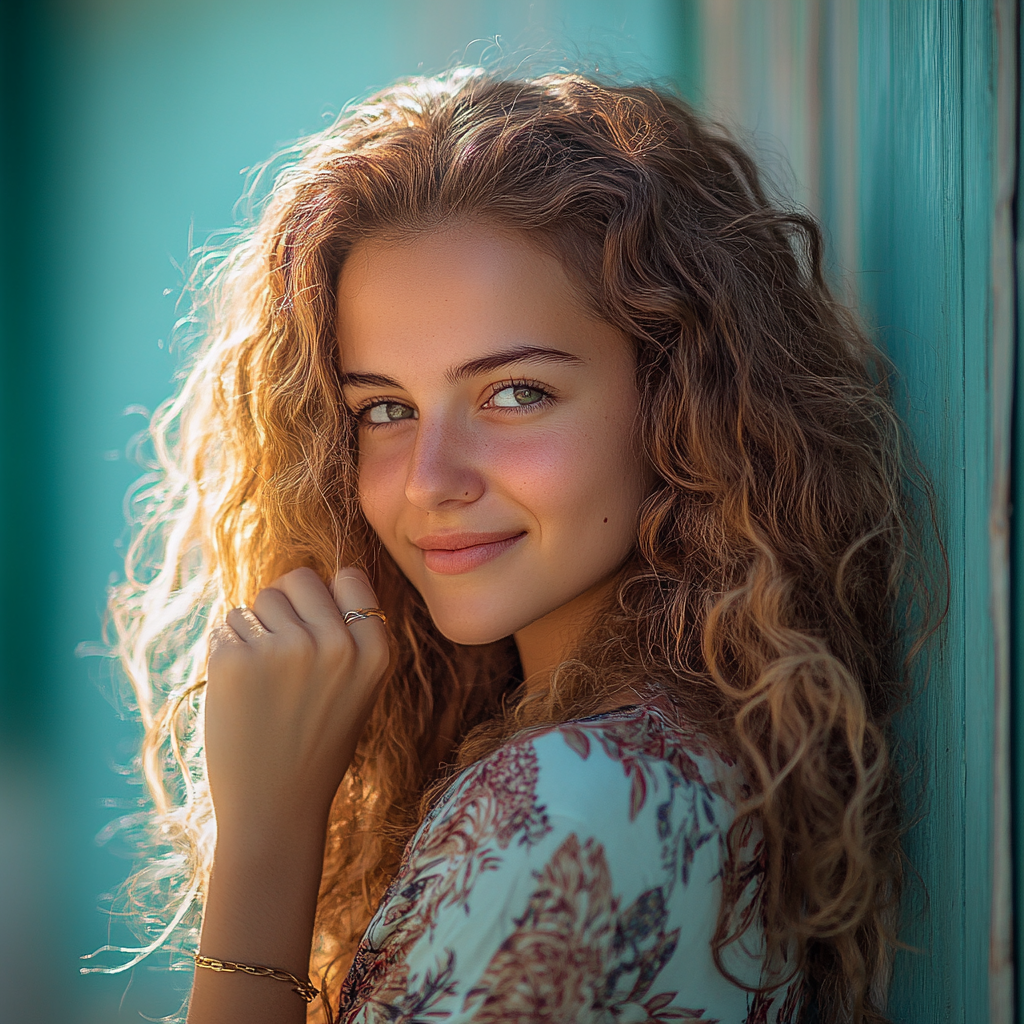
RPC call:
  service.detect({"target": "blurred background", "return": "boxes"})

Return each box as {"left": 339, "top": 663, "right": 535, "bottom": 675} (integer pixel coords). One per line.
{"left": 0, "top": 2, "right": 1019, "bottom": 1022}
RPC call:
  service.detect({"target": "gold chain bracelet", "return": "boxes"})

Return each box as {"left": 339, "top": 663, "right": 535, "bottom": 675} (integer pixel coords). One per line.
{"left": 193, "top": 953, "right": 320, "bottom": 1003}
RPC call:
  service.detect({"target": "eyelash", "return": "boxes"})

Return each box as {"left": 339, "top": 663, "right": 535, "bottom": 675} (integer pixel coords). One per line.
{"left": 352, "top": 378, "right": 556, "bottom": 429}
{"left": 485, "top": 378, "right": 556, "bottom": 414}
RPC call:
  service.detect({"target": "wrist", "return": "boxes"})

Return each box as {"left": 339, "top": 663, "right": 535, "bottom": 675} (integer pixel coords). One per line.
{"left": 200, "top": 823, "right": 327, "bottom": 977}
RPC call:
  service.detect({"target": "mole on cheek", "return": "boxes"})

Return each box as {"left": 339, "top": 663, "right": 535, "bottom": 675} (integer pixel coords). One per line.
{"left": 603, "top": 517, "right": 608, "bottom": 523}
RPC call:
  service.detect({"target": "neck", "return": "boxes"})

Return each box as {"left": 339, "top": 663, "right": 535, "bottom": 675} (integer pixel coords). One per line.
{"left": 513, "top": 576, "right": 616, "bottom": 693}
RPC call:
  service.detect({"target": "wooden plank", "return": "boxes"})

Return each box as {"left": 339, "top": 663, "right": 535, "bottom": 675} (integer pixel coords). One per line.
{"left": 1012, "top": 0, "right": 1024, "bottom": 1018}
{"left": 988, "top": 1, "right": 1017, "bottom": 1018}
{"left": 857, "top": 6, "right": 972, "bottom": 1020}
{"left": 1015, "top": 0, "right": 1024, "bottom": 1011}
{"left": 819, "top": 0, "right": 860, "bottom": 299}
{"left": 961, "top": 2, "right": 998, "bottom": 1019}
{"left": 855, "top": 4, "right": 1005, "bottom": 1020}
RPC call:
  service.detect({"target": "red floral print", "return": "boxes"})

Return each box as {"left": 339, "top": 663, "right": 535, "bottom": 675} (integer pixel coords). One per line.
{"left": 338, "top": 705, "right": 805, "bottom": 1024}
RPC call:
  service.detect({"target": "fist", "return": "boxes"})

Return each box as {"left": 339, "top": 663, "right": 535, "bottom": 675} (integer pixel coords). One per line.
{"left": 203, "top": 566, "right": 390, "bottom": 836}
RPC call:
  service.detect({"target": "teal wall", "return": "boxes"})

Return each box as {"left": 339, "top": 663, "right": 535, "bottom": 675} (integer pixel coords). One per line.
{"left": 695, "top": 3, "right": 1017, "bottom": 1022}
{"left": 0, "top": 3, "right": 699, "bottom": 1023}
{"left": 696, "top": 4, "right": 1019, "bottom": 1022}
{"left": 857, "top": 4, "right": 997, "bottom": 1019}
{"left": 0, "top": 2, "right": 1016, "bottom": 1023}
{"left": 1016, "top": 3, "right": 1024, "bottom": 1019}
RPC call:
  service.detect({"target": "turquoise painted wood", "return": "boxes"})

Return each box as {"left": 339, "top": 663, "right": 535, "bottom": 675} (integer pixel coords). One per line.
{"left": 1014, "top": 1, "right": 1024, "bottom": 1018}
{"left": 693, "top": 1, "right": 1011, "bottom": 1021}
{"left": 857, "top": 4, "right": 987, "bottom": 1019}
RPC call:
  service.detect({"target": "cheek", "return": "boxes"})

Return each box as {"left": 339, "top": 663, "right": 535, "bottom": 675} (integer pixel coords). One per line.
{"left": 484, "top": 430, "right": 571, "bottom": 500}
{"left": 494, "top": 421, "right": 641, "bottom": 532}
{"left": 355, "top": 445, "right": 407, "bottom": 535}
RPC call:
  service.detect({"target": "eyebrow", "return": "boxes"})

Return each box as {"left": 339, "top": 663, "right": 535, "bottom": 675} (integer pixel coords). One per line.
{"left": 339, "top": 344, "right": 586, "bottom": 390}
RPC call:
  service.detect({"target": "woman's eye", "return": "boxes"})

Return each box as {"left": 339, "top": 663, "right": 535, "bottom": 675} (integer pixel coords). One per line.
{"left": 489, "top": 385, "right": 547, "bottom": 408}
{"left": 364, "top": 401, "right": 417, "bottom": 424}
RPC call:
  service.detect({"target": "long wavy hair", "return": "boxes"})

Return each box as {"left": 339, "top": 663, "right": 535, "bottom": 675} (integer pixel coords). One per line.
{"left": 100, "top": 68, "right": 940, "bottom": 1023}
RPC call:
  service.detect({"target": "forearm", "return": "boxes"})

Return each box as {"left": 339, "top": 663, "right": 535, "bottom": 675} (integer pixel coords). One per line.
{"left": 187, "top": 817, "right": 328, "bottom": 1024}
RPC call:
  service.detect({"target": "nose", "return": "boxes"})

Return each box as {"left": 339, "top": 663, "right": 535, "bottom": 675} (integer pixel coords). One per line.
{"left": 404, "top": 412, "right": 485, "bottom": 511}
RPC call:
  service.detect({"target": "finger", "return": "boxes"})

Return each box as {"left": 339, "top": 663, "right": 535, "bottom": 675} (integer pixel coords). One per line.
{"left": 331, "top": 568, "right": 388, "bottom": 650}
{"left": 267, "top": 566, "right": 345, "bottom": 630}
{"left": 249, "top": 586, "right": 304, "bottom": 633}
{"left": 225, "top": 605, "right": 270, "bottom": 642}
{"left": 208, "top": 621, "right": 246, "bottom": 654}
{"left": 330, "top": 567, "right": 379, "bottom": 617}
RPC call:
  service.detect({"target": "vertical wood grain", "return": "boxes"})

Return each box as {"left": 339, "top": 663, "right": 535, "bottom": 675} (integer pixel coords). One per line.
{"left": 1014, "top": 0, "right": 1024, "bottom": 1012}
{"left": 859, "top": 6, "right": 974, "bottom": 1018}
{"left": 988, "top": 1, "right": 1017, "bottom": 1018}
{"left": 698, "top": 2, "right": 1006, "bottom": 1020}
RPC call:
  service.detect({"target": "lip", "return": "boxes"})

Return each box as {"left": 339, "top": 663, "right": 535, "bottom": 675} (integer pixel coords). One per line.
{"left": 412, "top": 530, "right": 526, "bottom": 575}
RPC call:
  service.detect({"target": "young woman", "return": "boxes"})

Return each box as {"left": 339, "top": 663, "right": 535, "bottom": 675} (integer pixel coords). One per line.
{"left": 104, "top": 68, "right": 935, "bottom": 1024}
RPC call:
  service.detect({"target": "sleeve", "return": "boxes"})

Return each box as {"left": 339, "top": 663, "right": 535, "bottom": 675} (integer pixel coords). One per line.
{"left": 336, "top": 721, "right": 754, "bottom": 1024}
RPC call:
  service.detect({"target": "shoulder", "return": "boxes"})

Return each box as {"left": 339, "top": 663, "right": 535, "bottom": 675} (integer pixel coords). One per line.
{"left": 390, "top": 702, "right": 745, "bottom": 934}
{"left": 435, "top": 703, "right": 742, "bottom": 846}
{"left": 339, "top": 705, "right": 801, "bottom": 1024}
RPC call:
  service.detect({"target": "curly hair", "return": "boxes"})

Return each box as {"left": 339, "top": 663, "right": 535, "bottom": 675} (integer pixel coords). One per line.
{"left": 101, "top": 68, "right": 940, "bottom": 1023}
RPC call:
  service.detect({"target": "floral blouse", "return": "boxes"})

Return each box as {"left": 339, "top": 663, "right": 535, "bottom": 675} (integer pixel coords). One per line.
{"left": 337, "top": 703, "right": 806, "bottom": 1023}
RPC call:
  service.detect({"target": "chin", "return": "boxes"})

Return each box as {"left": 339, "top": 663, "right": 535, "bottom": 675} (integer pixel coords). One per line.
{"left": 428, "top": 613, "right": 513, "bottom": 647}
{"left": 422, "top": 597, "right": 530, "bottom": 647}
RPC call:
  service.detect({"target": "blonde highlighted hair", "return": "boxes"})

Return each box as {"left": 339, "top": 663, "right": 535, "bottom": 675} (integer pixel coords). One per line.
{"left": 103, "top": 68, "right": 940, "bottom": 1022}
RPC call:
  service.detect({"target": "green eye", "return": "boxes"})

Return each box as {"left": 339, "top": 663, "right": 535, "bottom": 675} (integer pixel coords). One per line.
{"left": 365, "top": 402, "right": 416, "bottom": 424}
{"left": 491, "top": 385, "right": 546, "bottom": 408}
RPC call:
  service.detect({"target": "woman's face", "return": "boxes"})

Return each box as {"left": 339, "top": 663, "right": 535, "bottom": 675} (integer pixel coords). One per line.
{"left": 336, "top": 222, "right": 651, "bottom": 647}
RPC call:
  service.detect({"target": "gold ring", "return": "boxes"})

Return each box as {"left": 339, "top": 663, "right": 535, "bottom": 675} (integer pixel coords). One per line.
{"left": 343, "top": 607, "right": 387, "bottom": 626}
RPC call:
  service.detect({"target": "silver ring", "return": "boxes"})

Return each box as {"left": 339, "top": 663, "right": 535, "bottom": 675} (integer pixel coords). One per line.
{"left": 342, "top": 607, "right": 388, "bottom": 626}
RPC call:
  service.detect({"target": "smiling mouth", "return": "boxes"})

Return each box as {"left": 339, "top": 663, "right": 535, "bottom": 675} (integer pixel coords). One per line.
{"left": 415, "top": 532, "right": 527, "bottom": 575}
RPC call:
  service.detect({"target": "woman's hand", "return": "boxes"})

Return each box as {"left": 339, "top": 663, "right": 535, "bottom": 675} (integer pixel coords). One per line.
{"left": 187, "top": 567, "right": 389, "bottom": 1024}
{"left": 204, "top": 565, "right": 390, "bottom": 840}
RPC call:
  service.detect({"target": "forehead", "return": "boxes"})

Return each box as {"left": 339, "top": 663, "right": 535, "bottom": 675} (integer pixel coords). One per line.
{"left": 334, "top": 222, "right": 621, "bottom": 376}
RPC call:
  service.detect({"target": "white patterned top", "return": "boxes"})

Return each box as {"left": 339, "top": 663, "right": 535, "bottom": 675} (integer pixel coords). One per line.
{"left": 337, "top": 703, "right": 806, "bottom": 1023}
